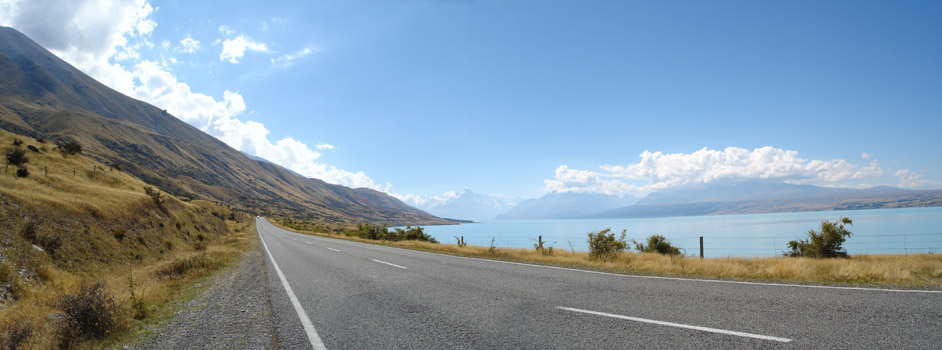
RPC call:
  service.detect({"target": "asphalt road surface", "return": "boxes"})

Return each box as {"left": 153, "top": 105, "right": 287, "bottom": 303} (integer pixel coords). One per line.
{"left": 257, "top": 218, "right": 942, "bottom": 349}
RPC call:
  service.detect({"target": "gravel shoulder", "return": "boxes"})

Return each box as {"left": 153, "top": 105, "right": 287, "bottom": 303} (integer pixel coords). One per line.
{"left": 121, "top": 248, "right": 278, "bottom": 350}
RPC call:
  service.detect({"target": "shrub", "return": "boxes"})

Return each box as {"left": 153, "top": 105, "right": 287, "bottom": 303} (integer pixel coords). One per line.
{"left": 57, "top": 281, "right": 117, "bottom": 345}
{"left": 157, "top": 254, "right": 220, "bottom": 278}
{"left": 56, "top": 138, "right": 83, "bottom": 155}
{"left": 128, "top": 274, "right": 149, "bottom": 320}
{"left": 11, "top": 139, "right": 22, "bottom": 147}
{"left": 633, "top": 234, "right": 681, "bottom": 255}
{"left": 112, "top": 228, "right": 126, "bottom": 242}
{"left": 587, "top": 228, "right": 628, "bottom": 261}
{"left": 534, "top": 235, "right": 555, "bottom": 256}
{"left": 14, "top": 166, "right": 27, "bottom": 178}
{"left": 0, "top": 322, "right": 32, "bottom": 350}
{"left": 193, "top": 241, "right": 208, "bottom": 251}
{"left": 5, "top": 148, "right": 27, "bottom": 166}
{"left": 787, "top": 217, "right": 853, "bottom": 258}
{"left": 455, "top": 236, "right": 466, "bottom": 247}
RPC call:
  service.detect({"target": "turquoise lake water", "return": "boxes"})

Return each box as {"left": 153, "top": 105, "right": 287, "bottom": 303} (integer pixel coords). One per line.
{"left": 413, "top": 207, "right": 942, "bottom": 257}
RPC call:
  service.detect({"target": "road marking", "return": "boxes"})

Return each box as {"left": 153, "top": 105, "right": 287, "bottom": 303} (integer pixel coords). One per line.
{"left": 372, "top": 259, "right": 407, "bottom": 269}
{"left": 258, "top": 226, "right": 328, "bottom": 350}
{"left": 326, "top": 247, "right": 340, "bottom": 252}
{"left": 557, "top": 306, "right": 792, "bottom": 343}
{"left": 305, "top": 241, "right": 312, "bottom": 245}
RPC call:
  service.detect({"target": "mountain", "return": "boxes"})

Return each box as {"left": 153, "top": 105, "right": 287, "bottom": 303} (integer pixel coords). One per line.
{"left": 495, "top": 192, "right": 637, "bottom": 220}
{"left": 591, "top": 181, "right": 942, "bottom": 219}
{"left": 412, "top": 189, "right": 516, "bottom": 222}
{"left": 0, "top": 26, "right": 449, "bottom": 226}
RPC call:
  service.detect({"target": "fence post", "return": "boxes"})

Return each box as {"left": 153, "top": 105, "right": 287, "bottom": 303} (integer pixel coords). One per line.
{"left": 44, "top": 166, "right": 47, "bottom": 177}
{"left": 699, "top": 236, "right": 704, "bottom": 258}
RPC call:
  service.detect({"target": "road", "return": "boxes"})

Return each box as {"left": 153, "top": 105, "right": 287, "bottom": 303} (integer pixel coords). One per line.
{"left": 257, "top": 218, "right": 942, "bottom": 349}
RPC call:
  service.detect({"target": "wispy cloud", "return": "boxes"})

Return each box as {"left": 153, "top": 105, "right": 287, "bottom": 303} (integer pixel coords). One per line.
{"left": 220, "top": 35, "right": 268, "bottom": 63}
{"left": 178, "top": 35, "right": 200, "bottom": 53}
{"left": 271, "top": 47, "right": 315, "bottom": 67}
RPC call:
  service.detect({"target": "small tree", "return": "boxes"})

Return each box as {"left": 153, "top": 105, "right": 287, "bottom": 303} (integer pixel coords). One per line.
{"left": 587, "top": 228, "right": 628, "bottom": 261}
{"left": 633, "top": 234, "right": 681, "bottom": 255}
{"left": 5, "top": 148, "right": 27, "bottom": 166}
{"left": 143, "top": 186, "right": 165, "bottom": 212}
{"left": 57, "top": 138, "right": 83, "bottom": 155}
{"left": 786, "top": 217, "right": 853, "bottom": 258}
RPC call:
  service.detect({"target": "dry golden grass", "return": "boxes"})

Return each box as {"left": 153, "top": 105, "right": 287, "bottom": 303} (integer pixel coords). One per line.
{"left": 0, "top": 129, "right": 258, "bottom": 349}
{"left": 272, "top": 222, "right": 942, "bottom": 289}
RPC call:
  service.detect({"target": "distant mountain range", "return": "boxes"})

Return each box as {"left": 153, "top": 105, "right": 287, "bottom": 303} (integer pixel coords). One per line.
{"left": 592, "top": 182, "right": 942, "bottom": 219}
{"left": 410, "top": 189, "right": 516, "bottom": 222}
{"left": 424, "top": 181, "right": 942, "bottom": 221}
{"left": 496, "top": 192, "right": 638, "bottom": 220}
{"left": 0, "top": 26, "right": 448, "bottom": 226}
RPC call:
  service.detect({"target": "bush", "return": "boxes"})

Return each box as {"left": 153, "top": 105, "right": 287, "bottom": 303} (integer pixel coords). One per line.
{"left": 0, "top": 322, "right": 32, "bottom": 350}
{"left": 11, "top": 139, "right": 22, "bottom": 147}
{"left": 112, "top": 228, "right": 126, "bottom": 242}
{"left": 56, "top": 138, "right": 83, "bottom": 155}
{"left": 534, "top": 235, "right": 554, "bottom": 256}
{"left": 14, "top": 166, "right": 27, "bottom": 178}
{"left": 787, "top": 217, "right": 853, "bottom": 258}
{"left": 57, "top": 281, "right": 117, "bottom": 345}
{"left": 587, "top": 228, "right": 628, "bottom": 261}
{"left": 633, "top": 234, "right": 681, "bottom": 255}
{"left": 348, "top": 223, "right": 437, "bottom": 243}
{"left": 5, "top": 148, "right": 27, "bottom": 166}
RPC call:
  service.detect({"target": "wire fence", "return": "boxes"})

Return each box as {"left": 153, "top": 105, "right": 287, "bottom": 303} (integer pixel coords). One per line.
{"left": 433, "top": 232, "right": 942, "bottom": 257}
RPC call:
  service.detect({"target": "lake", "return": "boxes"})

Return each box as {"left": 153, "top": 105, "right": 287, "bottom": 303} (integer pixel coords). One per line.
{"left": 413, "top": 207, "right": 942, "bottom": 257}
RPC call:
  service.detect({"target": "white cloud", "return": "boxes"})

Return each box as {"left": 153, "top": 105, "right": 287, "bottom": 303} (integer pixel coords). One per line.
{"left": 0, "top": 0, "right": 384, "bottom": 191}
{"left": 895, "top": 169, "right": 942, "bottom": 189}
{"left": 271, "top": 47, "right": 314, "bottom": 67}
{"left": 862, "top": 152, "right": 873, "bottom": 160}
{"left": 315, "top": 143, "right": 336, "bottom": 151}
{"left": 220, "top": 35, "right": 268, "bottom": 63}
{"left": 217, "top": 24, "right": 234, "bottom": 35}
{"left": 178, "top": 35, "right": 199, "bottom": 53}
{"left": 546, "top": 147, "right": 889, "bottom": 196}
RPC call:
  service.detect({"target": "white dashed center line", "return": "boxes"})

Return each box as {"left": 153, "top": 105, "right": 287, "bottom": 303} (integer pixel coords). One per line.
{"left": 372, "top": 259, "right": 407, "bottom": 269}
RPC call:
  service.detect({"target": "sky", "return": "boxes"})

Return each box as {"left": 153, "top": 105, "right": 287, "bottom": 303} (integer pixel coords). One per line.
{"left": 1, "top": 0, "right": 940, "bottom": 206}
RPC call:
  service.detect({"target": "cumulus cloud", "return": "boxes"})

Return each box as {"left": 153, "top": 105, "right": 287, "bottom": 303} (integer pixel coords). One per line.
{"left": 546, "top": 147, "right": 889, "bottom": 195}
{"left": 220, "top": 35, "right": 268, "bottom": 63}
{"left": 178, "top": 35, "right": 199, "bottom": 53}
{"left": 0, "top": 0, "right": 385, "bottom": 191}
{"left": 271, "top": 47, "right": 314, "bottom": 67}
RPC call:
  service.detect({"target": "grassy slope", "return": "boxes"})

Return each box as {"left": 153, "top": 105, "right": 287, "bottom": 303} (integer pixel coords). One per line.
{"left": 270, "top": 219, "right": 942, "bottom": 289}
{"left": 0, "top": 128, "right": 256, "bottom": 349}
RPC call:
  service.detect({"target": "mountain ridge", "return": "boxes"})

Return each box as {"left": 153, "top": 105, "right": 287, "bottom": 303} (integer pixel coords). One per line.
{"left": 0, "top": 26, "right": 448, "bottom": 226}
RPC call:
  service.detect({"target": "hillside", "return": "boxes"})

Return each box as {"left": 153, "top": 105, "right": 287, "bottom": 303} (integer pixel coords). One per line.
{"left": 0, "top": 26, "right": 448, "bottom": 226}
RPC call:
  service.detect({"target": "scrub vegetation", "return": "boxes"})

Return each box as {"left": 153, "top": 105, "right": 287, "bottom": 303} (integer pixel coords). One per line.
{"left": 0, "top": 130, "right": 256, "bottom": 349}
{"left": 272, "top": 219, "right": 942, "bottom": 289}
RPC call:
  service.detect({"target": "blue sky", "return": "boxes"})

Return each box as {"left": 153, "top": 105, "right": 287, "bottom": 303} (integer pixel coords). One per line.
{"left": 1, "top": 0, "right": 940, "bottom": 204}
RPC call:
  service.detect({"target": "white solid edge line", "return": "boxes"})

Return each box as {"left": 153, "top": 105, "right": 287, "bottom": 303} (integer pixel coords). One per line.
{"left": 305, "top": 241, "right": 312, "bottom": 245}
{"left": 326, "top": 248, "right": 340, "bottom": 252}
{"left": 372, "top": 259, "right": 408, "bottom": 269}
{"left": 258, "top": 223, "right": 328, "bottom": 350}
{"left": 258, "top": 218, "right": 942, "bottom": 294}
{"left": 557, "top": 306, "right": 792, "bottom": 343}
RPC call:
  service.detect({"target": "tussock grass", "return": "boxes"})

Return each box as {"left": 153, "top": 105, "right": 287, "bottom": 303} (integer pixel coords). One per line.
{"left": 0, "top": 129, "right": 257, "bottom": 349}
{"left": 273, "top": 222, "right": 942, "bottom": 289}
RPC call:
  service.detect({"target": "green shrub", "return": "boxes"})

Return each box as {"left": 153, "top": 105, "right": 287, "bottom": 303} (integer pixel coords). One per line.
{"left": 787, "top": 217, "right": 853, "bottom": 258}
{"left": 455, "top": 236, "right": 466, "bottom": 247}
{"left": 56, "top": 138, "right": 83, "bottom": 155}
{"left": 633, "top": 234, "right": 681, "bottom": 255}
{"left": 5, "top": 148, "right": 27, "bottom": 166}
{"left": 587, "top": 228, "right": 628, "bottom": 261}
{"left": 534, "top": 235, "right": 554, "bottom": 256}
{"left": 57, "top": 282, "right": 117, "bottom": 346}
